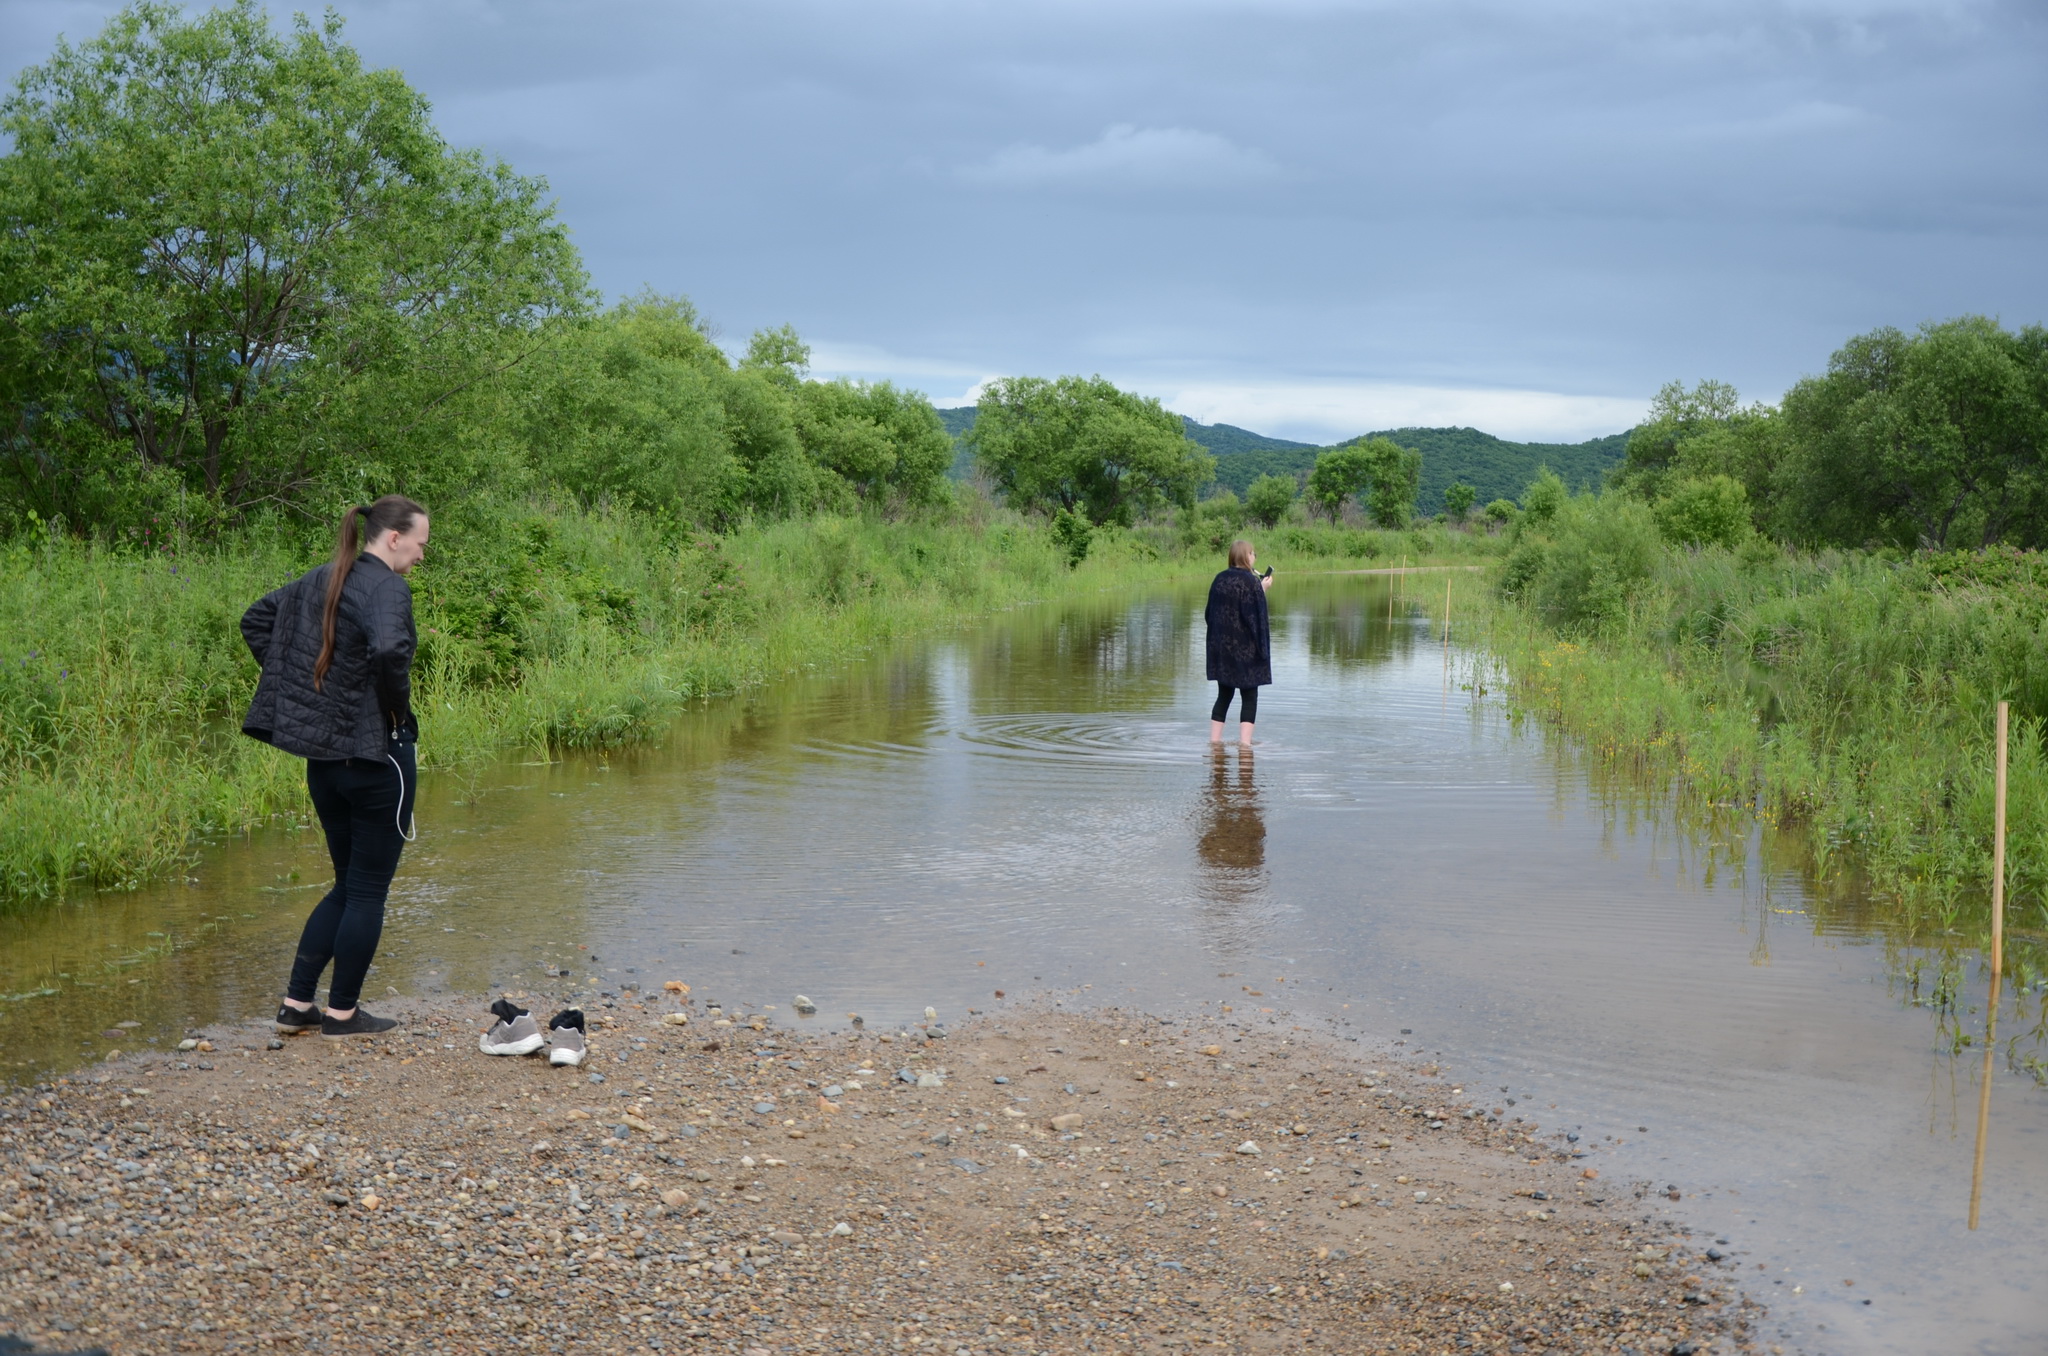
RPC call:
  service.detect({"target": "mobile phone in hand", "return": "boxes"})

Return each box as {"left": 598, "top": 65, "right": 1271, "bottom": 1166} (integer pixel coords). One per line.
{"left": 1261, "top": 566, "right": 1273, "bottom": 579}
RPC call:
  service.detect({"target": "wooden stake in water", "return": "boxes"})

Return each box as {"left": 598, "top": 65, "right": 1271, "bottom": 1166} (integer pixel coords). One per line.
{"left": 1969, "top": 968, "right": 2002, "bottom": 1231}
{"left": 1967, "top": 700, "right": 2010, "bottom": 1230}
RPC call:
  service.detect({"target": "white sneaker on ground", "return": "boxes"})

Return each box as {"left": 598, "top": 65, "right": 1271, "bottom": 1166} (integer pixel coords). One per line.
{"left": 547, "top": 1009, "right": 587, "bottom": 1067}
{"left": 480, "top": 998, "right": 544, "bottom": 1056}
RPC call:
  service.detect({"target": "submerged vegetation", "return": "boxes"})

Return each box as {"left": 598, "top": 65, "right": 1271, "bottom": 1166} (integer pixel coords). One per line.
{"left": 1488, "top": 317, "right": 2048, "bottom": 980}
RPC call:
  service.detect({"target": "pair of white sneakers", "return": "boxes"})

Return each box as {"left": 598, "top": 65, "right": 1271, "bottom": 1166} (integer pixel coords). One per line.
{"left": 479, "top": 999, "right": 586, "bottom": 1066}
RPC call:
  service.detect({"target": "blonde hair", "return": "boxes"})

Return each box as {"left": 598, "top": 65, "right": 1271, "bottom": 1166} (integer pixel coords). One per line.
{"left": 1227, "top": 539, "right": 1255, "bottom": 570}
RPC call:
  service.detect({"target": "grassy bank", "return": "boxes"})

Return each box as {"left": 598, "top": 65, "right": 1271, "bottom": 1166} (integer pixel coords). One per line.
{"left": 0, "top": 507, "right": 1497, "bottom": 905}
{"left": 1484, "top": 496, "right": 2048, "bottom": 973}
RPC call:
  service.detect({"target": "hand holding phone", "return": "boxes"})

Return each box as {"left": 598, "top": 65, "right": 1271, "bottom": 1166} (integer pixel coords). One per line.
{"left": 1261, "top": 566, "right": 1273, "bottom": 579}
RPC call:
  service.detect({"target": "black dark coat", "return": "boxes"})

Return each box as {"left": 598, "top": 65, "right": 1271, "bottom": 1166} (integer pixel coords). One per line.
{"left": 241, "top": 554, "right": 417, "bottom": 761}
{"left": 1204, "top": 567, "right": 1271, "bottom": 688}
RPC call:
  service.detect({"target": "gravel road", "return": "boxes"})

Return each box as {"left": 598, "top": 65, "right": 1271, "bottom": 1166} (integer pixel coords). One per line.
{"left": 0, "top": 992, "right": 1759, "bottom": 1354}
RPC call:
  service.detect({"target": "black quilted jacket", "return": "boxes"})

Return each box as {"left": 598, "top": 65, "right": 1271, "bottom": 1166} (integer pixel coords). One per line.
{"left": 1204, "top": 567, "right": 1272, "bottom": 688}
{"left": 241, "top": 555, "right": 417, "bottom": 761}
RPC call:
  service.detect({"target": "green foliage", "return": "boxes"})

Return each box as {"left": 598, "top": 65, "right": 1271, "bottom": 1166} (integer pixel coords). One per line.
{"left": 1613, "top": 380, "right": 1743, "bottom": 499}
{"left": 1243, "top": 473, "right": 1297, "bottom": 528}
{"left": 1517, "top": 467, "right": 1567, "bottom": 527}
{"left": 1483, "top": 498, "right": 1518, "bottom": 528}
{"left": 1443, "top": 481, "right": 1477, "bottom": 522}
{"left": 1362, "top": 439, "right": 1422, "bottom": 528}
{"left": 1210, "top": 426, "right": 1630, "bottom": 514}
{"left": 793, "top": 378, "right": 955, "bottom": 510}
{"left": 1491, "top": 538, "right": 2048, "bottom": 953}
{"left": 1777, "top": 316, "right": 2048, "bottom": 551}
{"left": 0, "top": 1, "right": 588, "bottom": 528}
{"left": 1654, "top": 475, "right": 1752, "bottom": 549}
{"left": 1308, "top": 437, "right": 1420, "bottom": 527}
{"left": 966, "top": 375, "right": 1215, "bottom": 527}
{"left": 1305, "top": 445, "right": 1368, "bottom": 521}
{"left": 1050, "top": 508, "right": 1094, "bottom": 567}
{"left": 1498, "top": 491, "right": 1662, "bottom": 632}
{"left": 520, "top": 296, "right": 734, "bottom": 520}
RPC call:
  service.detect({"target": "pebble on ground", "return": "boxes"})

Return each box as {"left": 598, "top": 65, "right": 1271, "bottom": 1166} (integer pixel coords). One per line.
{"left": 0, "top": 994, "right": 1761, "bottom": 1354}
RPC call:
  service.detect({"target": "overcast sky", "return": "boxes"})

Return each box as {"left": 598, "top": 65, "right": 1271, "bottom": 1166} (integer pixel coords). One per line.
{"left": 4, "top": 1, "right": 2044, "bottom": 441}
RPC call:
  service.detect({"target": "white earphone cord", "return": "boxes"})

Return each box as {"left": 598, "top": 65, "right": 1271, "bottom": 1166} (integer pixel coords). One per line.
{"left": 386, "top": 752, "right": 418, "bottom": 842}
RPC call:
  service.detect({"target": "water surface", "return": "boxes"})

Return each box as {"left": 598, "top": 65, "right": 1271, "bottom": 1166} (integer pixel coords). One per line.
{"left": 6, "top": 573, "right": 2043, "bottom": 1353}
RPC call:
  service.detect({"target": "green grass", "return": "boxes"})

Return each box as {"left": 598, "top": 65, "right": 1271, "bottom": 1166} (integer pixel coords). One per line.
{"left": 1483, "top": 512, "right": 2048, "bottom": 979}
{"left": 0, "top": 506, "right": 1495, "bottom": 905}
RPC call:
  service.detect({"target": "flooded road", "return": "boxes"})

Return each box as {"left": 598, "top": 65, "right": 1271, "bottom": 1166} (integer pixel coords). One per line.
{"left": 5, "top": 572, "right": 2043, "bottom": 1352}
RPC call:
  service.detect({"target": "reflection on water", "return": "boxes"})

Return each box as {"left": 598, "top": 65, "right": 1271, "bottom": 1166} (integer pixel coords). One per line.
{"left": 1193, "top": 749, "right": 1268, "bottom": 937}
{"left": 3, "top": 571, "right": 2045, "bottom": 1352}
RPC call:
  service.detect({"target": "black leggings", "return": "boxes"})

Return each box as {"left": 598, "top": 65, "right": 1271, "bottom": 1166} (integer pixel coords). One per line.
{"left": 288, "top": 744, "right": 415, "bottom": 1011}
{"left": 1211, "top": 683, "right": 1260, "bottom": 724}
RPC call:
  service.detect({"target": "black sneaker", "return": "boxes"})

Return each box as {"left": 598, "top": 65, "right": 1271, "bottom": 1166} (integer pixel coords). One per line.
{"left": 275, "top": 1001, "right": 325, "bottom": 1035}
{"left": 321, "top": 1007, "right": 399, "bottom": 1039}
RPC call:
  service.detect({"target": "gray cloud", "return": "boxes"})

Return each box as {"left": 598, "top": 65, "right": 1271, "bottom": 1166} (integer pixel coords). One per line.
{"left": 2, "top": 0, "right": 2042, "bottom": 439}
{"left": 958, "top": 124, "right": 1281, "bottom": 190}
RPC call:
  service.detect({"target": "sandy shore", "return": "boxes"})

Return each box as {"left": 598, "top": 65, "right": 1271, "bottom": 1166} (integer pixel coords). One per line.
{"left": 0, "top": 991, "right": 1760, "bottom": 1354}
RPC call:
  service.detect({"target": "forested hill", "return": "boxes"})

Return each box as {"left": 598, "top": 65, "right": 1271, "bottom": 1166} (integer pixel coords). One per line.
{"left": 1209, "top": 426, "right": 1630, "bottom": 515}
{"left": 937, "top": 406, "right": 1629, "bottom": 512}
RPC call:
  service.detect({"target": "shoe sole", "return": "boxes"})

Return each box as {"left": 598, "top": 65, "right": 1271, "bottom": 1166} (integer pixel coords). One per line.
{"left": 274, "top": 1021, "right": 320, "bottom": 1035}
{"left": 480, "top": 1033, "right": 546, "bottom": 1056}
{"left": 321, "top": 1027, "right": 396, "bottom": 1040}
{"left": 548, "top": 1049, "right": 586, "bottom": 1067}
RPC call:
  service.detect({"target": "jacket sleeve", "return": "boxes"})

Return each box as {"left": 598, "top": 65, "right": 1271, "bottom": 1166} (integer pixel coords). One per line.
{"left": 1243, "top": 579, "right": 1270, "bottom": 660}
{"left": 240, "top": 587, "right": 284, "bottom": 666}
{"left": 366, "top": 578, "right": 417, "bottom": 732}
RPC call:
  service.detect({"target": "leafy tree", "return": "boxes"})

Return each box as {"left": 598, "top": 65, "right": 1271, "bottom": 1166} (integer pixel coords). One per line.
{"left": 966, "top": 375, "right": 1214, "bottom": 527}
{"left": 1613, "top": 380, "right": 1743, "bottom": 499}
{"left": 740, "top": 324, "right": 810, "bottom": 391}
{"left": 1243, "top": 472, "right": 1298, "bottom": 528}
{"left": 1776, "top": 316, "right": 2048, "bottom": 550}
{"left": 1654, "top": 475, "right": 1752, "bottom": 548}
{"left": 0, "top": 0, "right": 588, "bottom": 527}
{"left": 1361, "top": 439, "right": 1422, "bottom": 527}
{"left": 1482, "top": 498, "right": 1518, "bottom": 530}
{"left": 793, "top": 379, "right": 954, "bottom": 509}
{"left": 1309, "top": 436, "right": 1421, "bottom": 526}
{"left": 1443, "top": 480, "right": 1477, "bottom": 522}
{"left": 1306, "top": 443, "right": 1373, "bottom": 522}
{"left": 523, "top": 296, "right": 733, "bottom": 518}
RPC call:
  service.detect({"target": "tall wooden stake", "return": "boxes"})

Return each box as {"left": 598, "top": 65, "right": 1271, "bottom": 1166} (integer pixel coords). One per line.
{"left": 1992, "top": 700, "right": 2008, "bottom": 980}
{"left": 1441, "top": 574, "right": 1453, "bottom": 711}
{"left": 1967, "top": 700, "right": 2010, "bottom": 1231}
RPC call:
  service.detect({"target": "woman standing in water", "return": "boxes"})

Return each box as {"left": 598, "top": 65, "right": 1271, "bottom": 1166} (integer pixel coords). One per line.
{"left": 1205, "top": 539, "right": 1273, "bottom": 745}
{"left": 241, "top": 495, "right": 428, "bottom": 1039}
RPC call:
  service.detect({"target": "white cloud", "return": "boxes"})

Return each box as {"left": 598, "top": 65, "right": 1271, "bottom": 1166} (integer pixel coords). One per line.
{"left": 958, "top": 124, "right": 1279, "bottom": 189}
{"left": 1155, "top": 381, "right": 1646, "bottom": 445}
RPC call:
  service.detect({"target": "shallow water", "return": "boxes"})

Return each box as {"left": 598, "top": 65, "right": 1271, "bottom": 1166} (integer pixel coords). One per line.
{"left": 6, "top": 572, "right": 2045, "bottom": 1352}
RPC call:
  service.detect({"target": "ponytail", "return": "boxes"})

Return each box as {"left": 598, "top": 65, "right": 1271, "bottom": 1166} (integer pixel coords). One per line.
{"left": 315, "top": 494, "right": 425, "bottom": 691}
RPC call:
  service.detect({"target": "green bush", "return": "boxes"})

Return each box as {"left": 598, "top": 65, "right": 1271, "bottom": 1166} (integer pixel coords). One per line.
{"left": 1499, "top": 493, "right": 1662, "bottom": 632}
{"left": 1654, "top": 475, "right": 1752, "bottom": 549}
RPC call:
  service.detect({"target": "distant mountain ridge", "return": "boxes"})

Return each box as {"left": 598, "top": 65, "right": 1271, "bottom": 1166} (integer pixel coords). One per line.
{"left": 935, "top": 407, "right": 1630, "bottom": 514}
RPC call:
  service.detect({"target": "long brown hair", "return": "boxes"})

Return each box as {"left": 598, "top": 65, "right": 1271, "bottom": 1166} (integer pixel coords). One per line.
{"left": 1227, "top": 539, "right": 1255, "bottom": 569}
{"left": 315, "top": 494, "right": 425, "bottom": 691}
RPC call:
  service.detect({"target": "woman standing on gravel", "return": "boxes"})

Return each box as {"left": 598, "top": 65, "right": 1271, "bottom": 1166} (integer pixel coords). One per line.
{"left": 1205, "top": 539, "right": 1273, "bottom": 745}
{"left": 241, "top": 495, "right": 428, "bottom": 1040}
